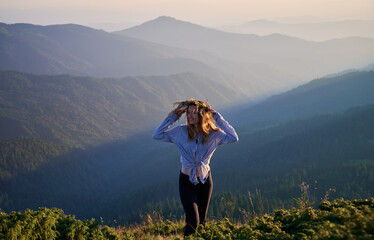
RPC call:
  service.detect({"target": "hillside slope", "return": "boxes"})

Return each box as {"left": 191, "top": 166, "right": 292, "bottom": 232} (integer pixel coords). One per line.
{"left": 0, "top": 70, "right": 241, "bottom": 147}
{"left": 232, "top": 70, "right": 374, "bottom": 127}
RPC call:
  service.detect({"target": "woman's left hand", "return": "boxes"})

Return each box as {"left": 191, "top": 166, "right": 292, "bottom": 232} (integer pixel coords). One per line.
{"left": 208, "top": 107, "right": 217, "bottom": 115}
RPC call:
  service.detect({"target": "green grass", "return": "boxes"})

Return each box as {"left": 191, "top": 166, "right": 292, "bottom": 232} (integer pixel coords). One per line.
{"left": 1, "top": 198, "right": 373, "bottom": 239}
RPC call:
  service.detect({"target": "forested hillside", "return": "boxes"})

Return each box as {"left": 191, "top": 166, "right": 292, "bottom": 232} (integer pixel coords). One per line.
{"left": 0, "top": 70, "right": 240, "bottom": 147}
{"left": 0, "top": 137, "right": 70, "bottom": 180}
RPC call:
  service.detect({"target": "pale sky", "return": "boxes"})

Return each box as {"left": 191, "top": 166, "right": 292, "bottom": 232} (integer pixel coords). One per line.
{"left": 1, "top": 0, "right": 373, "bottom": 30}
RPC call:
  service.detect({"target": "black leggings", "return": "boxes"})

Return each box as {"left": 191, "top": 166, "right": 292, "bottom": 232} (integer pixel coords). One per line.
{"left": 179, "top": 171, "right": 213, "bottom": 237}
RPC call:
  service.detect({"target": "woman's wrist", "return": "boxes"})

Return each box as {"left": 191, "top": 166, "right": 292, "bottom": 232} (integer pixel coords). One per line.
{"left": 213, "top": 112, "right": 221, "bottom": 121}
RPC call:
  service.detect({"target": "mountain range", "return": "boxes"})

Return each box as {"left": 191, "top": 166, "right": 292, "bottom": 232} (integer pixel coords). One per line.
{"left": 2, "top": 17, "right": 374, "bottom": 101}
{"left": 0, "top": 22, "right": 264, "bottom": 100}
{"left": 117, "top": 16, "right": 374, "bottom": 85}
{"left": 0, "top": 22, "right": 217, "bottom": 77}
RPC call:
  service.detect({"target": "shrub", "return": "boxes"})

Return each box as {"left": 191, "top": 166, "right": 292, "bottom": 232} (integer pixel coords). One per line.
{"left": 0, "top": 207, "right": 119, "bottom": 240}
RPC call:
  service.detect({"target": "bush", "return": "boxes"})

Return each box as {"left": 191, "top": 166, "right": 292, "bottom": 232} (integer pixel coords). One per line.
{"left": 0, "top": 207, "right": 119, "bottom": 240}
{"left": 185, "top": 198, "right": 374, "bottom": 239}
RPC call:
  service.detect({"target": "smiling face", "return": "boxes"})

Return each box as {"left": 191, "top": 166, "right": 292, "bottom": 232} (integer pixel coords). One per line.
{"left": 187, "top": 105, "right": 199, "bottom": 125}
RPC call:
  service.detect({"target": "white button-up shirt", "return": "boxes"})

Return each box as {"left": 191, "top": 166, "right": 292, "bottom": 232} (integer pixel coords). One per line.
{"left": 152, "top": 112, "right": 239, "bottom": 184}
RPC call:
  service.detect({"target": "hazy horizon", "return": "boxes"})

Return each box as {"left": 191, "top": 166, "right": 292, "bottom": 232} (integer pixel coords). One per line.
{"left": 1, "top": 0, "right": 374, "bottom": 31}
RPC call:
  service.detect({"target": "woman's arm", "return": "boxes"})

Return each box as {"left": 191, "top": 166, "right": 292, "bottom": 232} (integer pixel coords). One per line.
{"left": 213, "top": 112, "right": 239, "bottom": 145}
{"left": 152, "top": 113, "right": 180, "bottom": 143}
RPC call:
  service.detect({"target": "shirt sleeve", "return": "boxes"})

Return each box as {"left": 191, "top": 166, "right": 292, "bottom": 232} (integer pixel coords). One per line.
{"left": 214, "top": 112, "right": 239, "bottom": 146}
{"left": 152, "top": 113, "right": 180, "bottom": 143}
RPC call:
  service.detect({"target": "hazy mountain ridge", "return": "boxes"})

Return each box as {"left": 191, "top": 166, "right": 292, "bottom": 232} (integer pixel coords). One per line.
{"left": 116, "top": 16, "right": 302, "bottom": 51}
{"left": 117, "top": 16, "right": 374, "bottom": 85}
{"left": 2, "top": 18, "right": 373, "bottom": 105}
{"left": 0, "top": 22, "right": 240, "bottom": 88}
{"left": 220, "top": 19, "right": 374, "bottom": 41}
{"left": 0, "top": 21, "right": 292, "bottom": 100}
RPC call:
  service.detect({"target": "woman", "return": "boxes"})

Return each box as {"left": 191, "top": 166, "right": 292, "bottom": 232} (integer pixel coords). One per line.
{"left": 152, "top": 99, "right": 239, "bottom": 237}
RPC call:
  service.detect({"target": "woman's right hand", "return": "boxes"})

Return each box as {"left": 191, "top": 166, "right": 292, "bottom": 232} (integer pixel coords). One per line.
{"left": 173, "top": 108, "right": 185, "bottom": 118}
{"left": 171, "top": 102, "right": 186, "bottom": 118}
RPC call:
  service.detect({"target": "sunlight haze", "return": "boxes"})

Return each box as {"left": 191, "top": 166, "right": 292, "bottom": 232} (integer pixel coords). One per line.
{"left": 1, "top": 0, "right": 373, "bottom": 30}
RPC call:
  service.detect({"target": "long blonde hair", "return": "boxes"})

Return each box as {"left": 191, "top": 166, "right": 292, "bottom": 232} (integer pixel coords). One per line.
{"left": 170, "top": 99, "right": 220, "bottom": 144}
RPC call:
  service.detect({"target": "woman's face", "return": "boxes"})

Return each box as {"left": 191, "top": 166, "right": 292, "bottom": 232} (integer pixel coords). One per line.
{"left": 187, "top": 105, "right": 199, "bottom": 125}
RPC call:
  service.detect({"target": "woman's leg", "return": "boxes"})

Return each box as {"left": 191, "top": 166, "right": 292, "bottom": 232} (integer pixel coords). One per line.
{"left": 197, "top": 171, "right": 213, "bottom": 226}
{"left": 179, "top": 172, "right": 199, "bottom": 236}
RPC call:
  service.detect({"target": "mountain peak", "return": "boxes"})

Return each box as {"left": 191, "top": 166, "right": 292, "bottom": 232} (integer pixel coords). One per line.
{"left": 119, "top": 15, "right": 210, "bottom": 34}
{"left": 153, "top": 16, "right": 177, "bottom": 22}
{"left": 149, "top": 16, "right": 195, "bottom": 25}
{"left": 147, "top": 16, "right": 192, "bottom": 26}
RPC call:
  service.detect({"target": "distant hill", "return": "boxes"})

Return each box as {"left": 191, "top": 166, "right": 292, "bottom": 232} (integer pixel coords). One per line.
{"left": 0, "top": 70, "right": 241, "bottom": 147}
{"left": 220, "top": 19, "right": 374, "bottom": 41}
{"left": 232, "top": 70, "right": 374, "bottom": 127}
{"left": 117, "top": 16, "right": 374, "bottom": 84}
